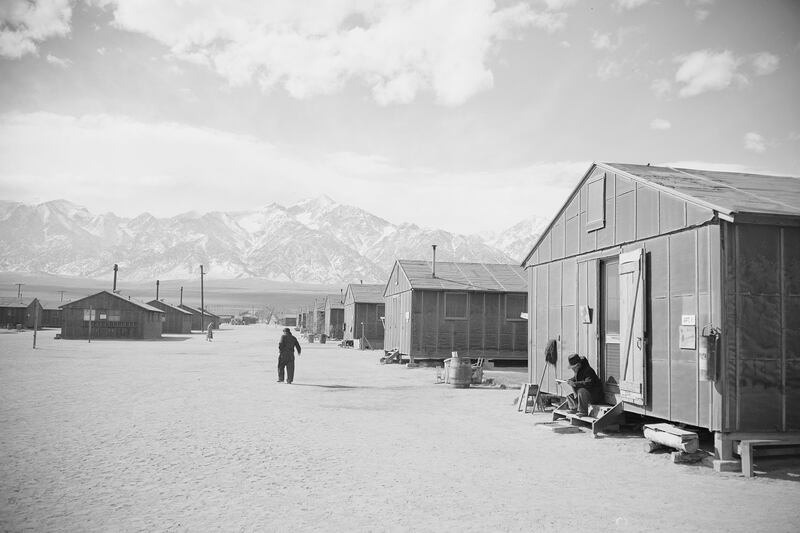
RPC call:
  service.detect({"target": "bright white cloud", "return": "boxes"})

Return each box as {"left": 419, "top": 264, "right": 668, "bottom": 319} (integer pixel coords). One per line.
{"left": 0, "top": 112, "right": 586, "bottom": 233}
{"left": 90, "top": 0, "right": 567, "bottom": 107}
{"left": 45, "top": 53, "right": 71, "bottom": 67}
{"left": 650, "top": 118, "right": 671, "bottom": 130}
{"left": 752, "top": 52, "right": 779, "bottom": 76}
{"left": 744, "top": 132, "right": 766, "bottom": 153}
{"left": 597, "top": 58, "right": 622, "bottom": 80}
{"left": 0, "top": 0, "right": 72, "bottom": 58}
{"left": 674, "top": 49, "right": 745, "bottom": 97}
{"left": 673, "top": 49, "right": 780, "bottom": 97}
{"left": 614, "top": 0, "right": 651, "bottom": 10}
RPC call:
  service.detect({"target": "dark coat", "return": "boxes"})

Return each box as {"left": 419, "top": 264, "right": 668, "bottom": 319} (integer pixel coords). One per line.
{"left": 279, "top": 332, "right": 301, "bottom": 358}
{"left": 571, "top": 358, "right": 604, "bottom": 403}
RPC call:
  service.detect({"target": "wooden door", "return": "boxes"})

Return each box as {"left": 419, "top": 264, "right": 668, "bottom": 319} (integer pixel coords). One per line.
{"left": 600, "top": 258, "right": 620, "bottom": 396}
{"left": 619, "top": 248, "right": 646, "bottom": 406}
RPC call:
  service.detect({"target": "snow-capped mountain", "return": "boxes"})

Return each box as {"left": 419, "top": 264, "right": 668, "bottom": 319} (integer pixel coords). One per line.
{"left": 0, "top": 198, "right": 543, "bottom": 284}
{"left": 485, "top": 214, "right": 551, "bottom": 263}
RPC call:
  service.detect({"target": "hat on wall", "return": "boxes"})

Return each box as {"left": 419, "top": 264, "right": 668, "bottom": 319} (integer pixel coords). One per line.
{"left": 568, "top": 354, "right": 581, "bottom": 366}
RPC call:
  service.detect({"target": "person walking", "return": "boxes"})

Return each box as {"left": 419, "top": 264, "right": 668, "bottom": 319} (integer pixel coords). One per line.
{"left": 206, "top": 323, "right": 214, "bottom": 342}
{"left": 277, "top": 327, "right": 301, "bottom": 384}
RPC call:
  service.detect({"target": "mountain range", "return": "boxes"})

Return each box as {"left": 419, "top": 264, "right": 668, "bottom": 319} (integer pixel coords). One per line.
{"left": 0, "top": 198, "right": 549, "bottom": 285}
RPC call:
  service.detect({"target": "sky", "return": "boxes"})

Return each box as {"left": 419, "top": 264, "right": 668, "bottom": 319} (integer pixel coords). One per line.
{"left": 0, "top": 0, "right": 798, "bottom": 234}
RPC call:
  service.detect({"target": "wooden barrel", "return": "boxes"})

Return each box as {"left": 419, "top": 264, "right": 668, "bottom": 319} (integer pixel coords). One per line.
{"left": 448, "top": 357, "right": 472, "bottom": 388}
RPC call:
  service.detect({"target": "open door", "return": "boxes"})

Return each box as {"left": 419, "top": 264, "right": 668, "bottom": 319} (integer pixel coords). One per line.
{"left": 619, "top": 249, "right": 646, "bottom": 406}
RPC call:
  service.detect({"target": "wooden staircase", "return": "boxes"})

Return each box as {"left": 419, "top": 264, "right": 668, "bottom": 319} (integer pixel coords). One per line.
{"left": 552, "top": 401, "right": 625, "bottom": 437}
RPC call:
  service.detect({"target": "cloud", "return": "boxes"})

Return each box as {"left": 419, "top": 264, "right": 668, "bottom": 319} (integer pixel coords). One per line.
{"left": 597, "top": 59, "right": 623, "bottom": 80}
{"left": 744, "top": 132, "right": 766, "bottom": 153}
{"left": 673, "top": 49, "right": 780, "bottom": 97}
{"left": 651, "top": 78, "right": 672, "bottom": 98}
{"left": 45, "top": 53, "right": 71, "bottom": 67}
{"left": 591, "top": 31, "right": 612, "bottom": 50}
{"left": 694, "top": 9, "right": 710, "bottom": 22}
{"left": 751, "top": 52, "right": 779, "bottom": 76}
{"left": 650, "top": 118, "right": 671, "bottom": 130}
{"left": 674, "top": 49, "right": 745, "bottom": 97}
{"left": 0, "top": 0, "right": 73, "bottom": 58}
{"left": 92, "top": 0, "right": 568, "bottom": 107}
{"left": 0, "top": 112, "right": 588, "bottom": 233}
{"left": 614, "top": 0, "right": 651, "bottom": 10}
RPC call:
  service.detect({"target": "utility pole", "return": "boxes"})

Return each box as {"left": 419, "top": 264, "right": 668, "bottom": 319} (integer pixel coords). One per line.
{"left": 200, "top": 265, "right": 205, "bottom": 332}
{"left": 58, "top": 291, "right": 65, "bottom": 302}
{"left": 32, "top": 304, "right": 39, "bottom": 349}
{"left": 156, "top": 280, "right": 160, "bottom": 301}
{"left": 16, "top": 283, "right": 24, "bottom": 299}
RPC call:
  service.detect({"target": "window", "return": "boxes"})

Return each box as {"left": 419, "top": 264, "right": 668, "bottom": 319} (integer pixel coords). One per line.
{"left": 586, "top": 172, "right": 606, "bottom": 231}
{"left": 83, "top": 309, "right": 96, "bottom": 321}
{"left": 505, "top": 294, "right": 527, "bottom": 320}
{"left": 444, "top": 292, "right": 467, "bottom": 319}
{"left": 108, "top": 310, "right": 121, "bottom": 322}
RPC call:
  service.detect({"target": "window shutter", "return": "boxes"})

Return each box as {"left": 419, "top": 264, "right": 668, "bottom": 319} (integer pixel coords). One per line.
{"left": 619, "top": 249, "right": 646, "bottom": 406}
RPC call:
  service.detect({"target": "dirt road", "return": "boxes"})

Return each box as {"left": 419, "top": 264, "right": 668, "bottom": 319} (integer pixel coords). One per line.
{"left": 1, "top": 325, "right": 798, "bottom": 532}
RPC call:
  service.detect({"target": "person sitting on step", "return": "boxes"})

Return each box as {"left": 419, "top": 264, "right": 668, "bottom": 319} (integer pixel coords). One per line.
{"left": 566, "top": 354, "right": 604, "bottom": 417}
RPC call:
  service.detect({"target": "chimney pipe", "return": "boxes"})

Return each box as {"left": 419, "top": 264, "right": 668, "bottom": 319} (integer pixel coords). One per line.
{"left": 113, "top": 264, "right": 118, "bottom": 292}
{"left": 431, "top": 245, "right": 437, "bottom": 278}
{"left": 156, "top": 280, "right": 160, "bottom": 301}
{"left": 180, "top": 286, "right": 183, "bottom": 305}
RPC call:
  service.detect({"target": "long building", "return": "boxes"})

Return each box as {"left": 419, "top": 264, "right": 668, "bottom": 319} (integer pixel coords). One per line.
{"left": 60, "top": 291, "right": 163, "bottom": 339}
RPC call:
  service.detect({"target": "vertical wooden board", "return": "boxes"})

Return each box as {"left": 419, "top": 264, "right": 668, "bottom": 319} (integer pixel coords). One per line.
{"left": 566, "top": 193, "right": 580, "bottom": 219}
{"left": 697, "top": 226, "right": 710, "bottom": 294}
{"left": 786, "top": 360, "right": 800, "bottom": 430}
{"left": 670, "top": 294, "right": 698, "bottom": 363}
{"left": 587, "top": 259, "right": 598, "bottom": 363}
{"left": 549, "top": 262, "right": 562, "bottom": 307}
{"left": 669, "top": 230, "right": 697, "bottom": 296}
{"left": 615, "top": 192, "right": 635, "bottom": 243}
{"left": 422, "top": 294, "right": 437, "bottom": 355}
{"left": 539, "top": 233, "right": 552, "bottom": 263}
{"left": 616, "top": 173, "right": 635, "bottom": 195}
{"left": 579, "top": 211, "right": 596, "bottom": 253}
{"left": 648, "top": 236, "right": 669, "bottom": 299}
{"left": 650, "top": 297, "right": 670, "bottom": 363}
{"left": 578, "top": 261, "right": 588, "bottom": 358}
{"left": 649, "top": 359, "right": 671, "bottom": 419}
{"left": 738, "top": 359, "right": 783, "bottom": 430}
{"left": 562, "top": 305, "right": 577, "bottom": 357}
{"left": 786, "top": 295, "right": 800, "bottom": 360}
{"left": 548, "top": 306, "right": 562, "bottom": 391}
{"left": 484, "top": 292, "right": 499, "bottom": 353}
{"left": 562, "top": 260, "right": 577, "bottom": 307}
{"left": 670, "top": 360, "right": 699, "bottom": 425}
{"left": 687, "top": 203, "right": 712, "bottom": 226}
{"left": 636, "top": 185, "right": 659, "bottom": 240}
{"left": 596, "top": 197, "right": 615, "bottom": 249}
{"left": 529, "top": 269, "right": 536, "bottom": 381}
{"left": 552, "top": 215, "right": 566, "bottom": 260}
{"left": 453, "top": 317, "right": 469, "bottom": 354}
{"left": 698, "top": 292, "right": 712, "bottom": 428}
{"left": 784, "top": 227, "right": 800, "bottom": 295}
{"left": 565, "top": 216, "right": 580, "bottom": 256}
{"left": 469, "top": 293, "right": 484, "bottom": 353}
{"left": 739, "top": 295, "right": 782, "bottom": 359}
{"left": 659, "top": 192, "right": 686, "bottom": 233}
{"left": 737, "top": 225, "right": 780, "bottom": 295}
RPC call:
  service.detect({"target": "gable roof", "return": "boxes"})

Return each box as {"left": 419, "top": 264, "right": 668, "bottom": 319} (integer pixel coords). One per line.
{"left": 396, "top": 260, "right": 527, "bottom": 292}
{"left": 0, "top": 297, "right": 38, "bottom": 308}
{"left": 60, "top": 290, "right": 163, "bottom": 312}
{"left": 178, "top": 304, "right": 219, "bottom": 318}
{"left": 606, "top": 162, "right": 800, "bottom": 218}
{"left": 347, "top": 283, "right": 385, "bottom": 304}
{"left": 522, "top": 162, "right": 800, "bottom": 267}
{"left": 147, "top": 300, "right": 193, "bottom": 315}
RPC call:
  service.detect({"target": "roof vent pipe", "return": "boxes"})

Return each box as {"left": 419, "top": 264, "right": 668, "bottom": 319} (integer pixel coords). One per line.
{"left": 432, "top": 244, "right": 437, "bottom": 278}
{"left": 113, "top": 264, "right": 118, "bottom": 292}
{"left": 156, "top": 279, "right": 160, "bottom": 301}
{"left": 180, "top": 286, "right": 183, "bottom": 305}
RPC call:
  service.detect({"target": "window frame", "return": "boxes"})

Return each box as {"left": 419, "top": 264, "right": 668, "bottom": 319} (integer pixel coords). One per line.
{"left": 505, "top": 293, "right": 527, "bottom": 321}
{"left": 444, "top": 292, "right": 468, "bottom": 320}
{"left": 586, "top": 172, "right": 606, "bottom": 232}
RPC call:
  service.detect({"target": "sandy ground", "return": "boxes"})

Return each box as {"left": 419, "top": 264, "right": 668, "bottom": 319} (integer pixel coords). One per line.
{"left": 1, "top": 324, "right": 799, "bottom": 533}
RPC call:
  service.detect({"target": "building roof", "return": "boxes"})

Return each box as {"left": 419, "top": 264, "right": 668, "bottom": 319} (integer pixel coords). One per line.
{"left": 397, "top": 260, "right": 527, "bottom": 292}
{"left": 178, "top": 304, "right": 220, "bottom": 318}
{"left": 604, "top": 162, "right": 800, "bottom": 218}
{"left": 347, "top": 283, "right": 385, "bottom": 303}
{"left": 147, "top": 300, "right": 193, "bottom": 315}
{"left": 521, "top": 162, "right": 800, "bottom": 267}
{"left": 0, "top": 297, "right": 37, "bottom": 308}
{"left": 60, "top": 290, "right": 163, "bottom": 312}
